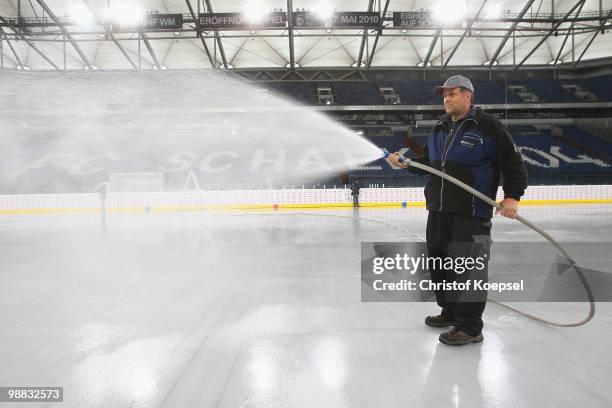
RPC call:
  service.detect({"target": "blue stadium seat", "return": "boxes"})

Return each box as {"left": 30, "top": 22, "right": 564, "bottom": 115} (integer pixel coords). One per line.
{"left": 266, "top": 82, "right": 314, "bottom": 104}
{"left": 334, "top": 82, "right": 382, "bottom": 105}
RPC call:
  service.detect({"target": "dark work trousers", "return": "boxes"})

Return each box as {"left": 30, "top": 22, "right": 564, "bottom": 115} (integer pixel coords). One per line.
{"left": 426, "top": 210, "right": 492, "bottom": 336}
{"left": 353, "top": 194, "right": 359, "bottom": 207}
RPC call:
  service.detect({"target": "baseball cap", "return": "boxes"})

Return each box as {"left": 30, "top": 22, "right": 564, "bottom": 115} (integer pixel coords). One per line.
{"left": 433, "top": 75, "right": 475, "bottom": 95}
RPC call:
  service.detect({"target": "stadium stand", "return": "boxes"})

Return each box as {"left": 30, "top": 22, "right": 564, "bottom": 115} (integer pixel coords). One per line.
{"left": 262, "top": 75, "right": 612, "bottom": 106}
{"left": 347, "top": 125, "right": 611, "bottom": 186}
{"left": 388, "top": 80, "right": 441, "bottom": 105}
{"left": 334, "top": 82, "right": 383, "bottom": 105}
{"left": 563, "top": 74, "right": 612, "bottom": 102}
{"left": 266, "top": 81, "right": 314, "bottom": 104}
{"left": 506, "top": 79, "right": 580, "bottom": 103}
{"left": 557, "top": 125, "right": 612, "bottom": 162}
{"left": 471, "top": 80, "right": 523, "bottom": 104}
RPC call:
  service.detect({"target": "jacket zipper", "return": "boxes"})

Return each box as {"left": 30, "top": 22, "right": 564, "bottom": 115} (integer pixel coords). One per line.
{"left": 472, "top": 195, "right": 476, "bottom": 216}
{"left": 438, "top": 119, "right": 476, "bottom": 211}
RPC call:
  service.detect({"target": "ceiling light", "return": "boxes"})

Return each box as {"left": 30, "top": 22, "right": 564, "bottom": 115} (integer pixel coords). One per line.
{"left": 244, "top": 0, "right": 266, "bottom": 24}
{"left": 314, "top": 1, "right": 335, "bottom": 20}
{"left": 68, "top": 4, "right": 96, "bottom": 25}
{"left": 433, "top": 0, "right": 466, "bottom": 24}
{"left": 106, "top": 3, "right": 144, "bottom": 26}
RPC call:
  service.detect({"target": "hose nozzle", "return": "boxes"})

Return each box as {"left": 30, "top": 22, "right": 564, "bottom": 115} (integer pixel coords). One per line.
{"left": 381, "top": 148, "right": 409, "bottom": 165}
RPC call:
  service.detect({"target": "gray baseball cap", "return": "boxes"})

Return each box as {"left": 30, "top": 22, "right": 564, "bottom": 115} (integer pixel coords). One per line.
{"left": 433, "top": 75, "right": 475, "bottom": 95}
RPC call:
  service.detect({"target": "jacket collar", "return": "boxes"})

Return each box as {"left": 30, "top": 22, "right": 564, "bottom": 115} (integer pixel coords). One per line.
{"left": 434, "top": 105, "right": 480, "bottom": 131}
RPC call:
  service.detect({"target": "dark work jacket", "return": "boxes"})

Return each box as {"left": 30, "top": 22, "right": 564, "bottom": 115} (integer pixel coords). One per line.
{"left": 410, "top": 106, "right": 528, "bottom": 219}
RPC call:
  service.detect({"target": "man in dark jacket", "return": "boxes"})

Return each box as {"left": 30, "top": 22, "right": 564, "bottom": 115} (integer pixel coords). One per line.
{"left": 350, "top": 178, "right": 361, "bottom": 207}
{"left": 388, "top": 75, "right": 528, "bottom": 346}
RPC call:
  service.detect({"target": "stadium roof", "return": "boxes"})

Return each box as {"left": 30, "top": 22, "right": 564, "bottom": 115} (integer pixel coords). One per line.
{"left": 0, "top": 0, "right": 610, "bottom": 71}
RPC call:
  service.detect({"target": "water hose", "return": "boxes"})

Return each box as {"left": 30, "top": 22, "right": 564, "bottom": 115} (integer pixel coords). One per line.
{"left": 381, "top": 150, "right": 595, "bottom": 327}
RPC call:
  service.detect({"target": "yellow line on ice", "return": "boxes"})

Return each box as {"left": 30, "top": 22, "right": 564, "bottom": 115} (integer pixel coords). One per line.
{"left": 0, "top": 198, "right": 610, "bottom": 215}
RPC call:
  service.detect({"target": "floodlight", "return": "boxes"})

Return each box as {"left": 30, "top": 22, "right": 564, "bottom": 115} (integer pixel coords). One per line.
{"left": 244, "top": 0, "right": 266, "bottom": 24}
{"left": 433, "top": 0, "right": 466, "bottom": 24}
{"left": 68, "top": 4, "right": 96, "bottom": 25}
{"left": 314, "top": 1, "right": 335, "bottom": 20}
{"left": 106, "top": 2, "right": 145, "bottom": 26}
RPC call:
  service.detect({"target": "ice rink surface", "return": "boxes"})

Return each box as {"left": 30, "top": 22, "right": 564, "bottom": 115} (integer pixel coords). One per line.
{"left": 1, "top": 204, "right": 611, "bottom": 407}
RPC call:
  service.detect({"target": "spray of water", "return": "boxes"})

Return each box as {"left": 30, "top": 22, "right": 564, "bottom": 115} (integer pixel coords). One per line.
{"left": 0, "top": 69, "right": 382, "bottom": 193}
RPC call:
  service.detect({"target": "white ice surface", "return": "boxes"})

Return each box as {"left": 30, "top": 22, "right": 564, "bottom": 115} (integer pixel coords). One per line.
{"left": 1, "top": 204, "right": 611, "bottom": 408}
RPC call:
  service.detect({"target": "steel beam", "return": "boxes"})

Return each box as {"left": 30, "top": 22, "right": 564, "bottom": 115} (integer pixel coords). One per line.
{"left": 2, "top": 12, "right": 612, "bottom": 29}
{"left": 0, "top": 26, "right": 24, "bottom": 68}
{"left": 573, "top": 9, "right": 612, "bottom": 68}
{"left": 81, "top": 0, "right": 137, "bottom": 70}
{"left": 0, "top": 14, "right": 59, "bottom": 69}
{"left": 184, "top": 0, "right": 215, "bottom": 67}
{"left": 554, "top": 0, "right": 586, "bottom": 65}
{"left": 443, "top": 0, "right": 488, "bottom": 69}
{"left": 229, "top": 37, "right": 249, "bottom": 65}
{"left": 203, "top": 0, "right": 228, "bottom": 68}
{"left": 261, "top": 37, "right": 289, "bottom": 65}
{"left": 296, "top": 36, "right": 324, "bottom": 65}
{"left": 34, "top": 0, "right": 92, "bottom": 69}
{"left": 559, "top": 30, "right": 591, "bottom": 60}
{"left": 357, "top": 0, "right": 375, "bottom": 67}
{"left": 140, "top": 31, "right": 161, "bottom": 67}
{"left": 335, "top": 37, "right": 357, "bottom": 65}
{"left": 489, "top": 0, "right": 537, "bottom": 67}
{"left": 2, "top": 20, "right": 608, "bottom": 36}
{"left": 287, "top": 0, "right": 295, "bottom": 68}
{"left": 366, "top": 0, "right": 391, "bottom": 69}
{"left": 422, "top": 30, "right": 440, "bottom": 66}
{"left": 3, "top": 27, "right": 608, "bottom": 42}
{"left": 515, "top": 0, "right": 587, "bottom": 70}
{"left": 300, "top": 36, "right": 361, "bottom": 66}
